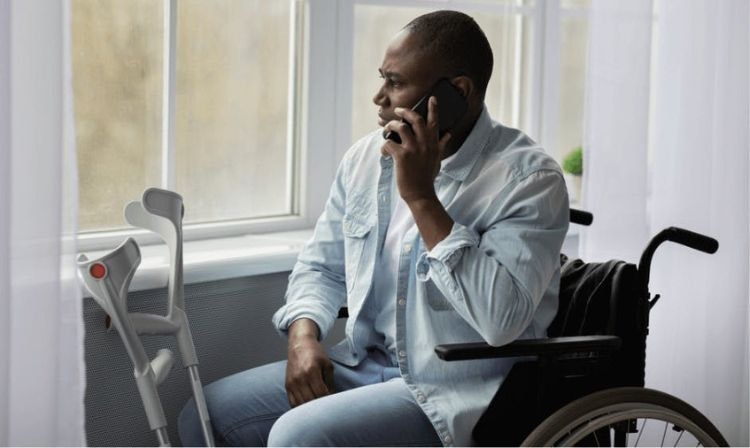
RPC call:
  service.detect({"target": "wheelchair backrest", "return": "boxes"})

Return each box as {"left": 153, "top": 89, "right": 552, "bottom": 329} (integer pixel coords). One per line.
{"left": 550, "top": 258, "right": 649, "bottom": 387}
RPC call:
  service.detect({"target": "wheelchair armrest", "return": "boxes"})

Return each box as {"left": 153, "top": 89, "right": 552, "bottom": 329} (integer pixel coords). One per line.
{"left": 434, "top": 335, "right": 621, "bottom": 361}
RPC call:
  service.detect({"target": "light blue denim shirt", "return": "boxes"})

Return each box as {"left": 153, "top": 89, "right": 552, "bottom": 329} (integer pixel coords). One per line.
{"left": 273, "top": 107, "right": 569, "bottom": 446}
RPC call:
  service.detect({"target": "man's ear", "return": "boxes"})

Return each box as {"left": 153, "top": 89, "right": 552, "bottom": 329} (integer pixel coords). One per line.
{"left": 450, "top": 76, "right": 474, "bottom": 99}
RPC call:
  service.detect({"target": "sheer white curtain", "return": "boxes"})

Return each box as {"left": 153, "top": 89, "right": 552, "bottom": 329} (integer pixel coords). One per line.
{"left": 581, "top": 0, "right": 749, "bottom": 445}
{"left": 0, "top": 0, "right": 86, "bottom": 445}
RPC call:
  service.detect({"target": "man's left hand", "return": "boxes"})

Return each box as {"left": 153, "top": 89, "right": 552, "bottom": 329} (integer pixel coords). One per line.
{"left": 382, "top": 96, "right": 452, "bottom": 204}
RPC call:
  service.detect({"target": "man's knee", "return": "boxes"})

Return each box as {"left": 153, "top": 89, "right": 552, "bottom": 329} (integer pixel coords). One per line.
{"left": 267, "top": 405, "right": 338, "bottom": 447}
{"left": 179, "top": 362, "right": 290, "bottom": 446}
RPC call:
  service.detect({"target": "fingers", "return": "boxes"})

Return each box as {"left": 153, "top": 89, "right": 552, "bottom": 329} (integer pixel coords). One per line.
{"left": 395, "top": 106, "right": 427, "bottom": 136}
{"left": 381, "top": 98, "right": 444, "bottom": 179}
{"left": 309, "top": 369, "right": 331, "bottom": 398}
{"left": 381, "top": 119, "right": 411, "bottom": 158}
{"left": 297, "top": 383, "right": 317, "bottom": 404}
{"left": 285, "top": 364, "right": 333, "bottom": 408}
{"left": 286, "top": 381, "right": 322, "bottom": 407}
{"left": 287, "top": 389, "right": 299, "bottom": 408}
{"left": 383, "top": 119, "right": 416, "bottom": 149}
{"left": 438, "top": 131, "right": 452, "bottom": 159}
{"left": 426, "top": 96, "right": 439, "bottom": 131}
{"left": 323, "top": 363, "right": 335, "bottom": 392}
{"left": 392, "top": 99, "right": 439, "bottom": 151}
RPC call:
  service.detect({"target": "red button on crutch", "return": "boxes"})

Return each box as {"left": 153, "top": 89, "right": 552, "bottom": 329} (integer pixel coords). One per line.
{"left": 89, "top": 262, "right": 107, "bottom": 279}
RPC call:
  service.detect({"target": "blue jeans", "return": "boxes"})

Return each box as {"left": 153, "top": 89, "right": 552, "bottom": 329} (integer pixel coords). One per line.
{"left": 178, "top": 351, "right": 441, "bottom": 447}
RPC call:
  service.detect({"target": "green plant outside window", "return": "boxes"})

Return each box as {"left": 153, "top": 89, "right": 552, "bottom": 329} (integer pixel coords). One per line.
{"left": 562, "top": 146, "right": 583, "bottom": 176}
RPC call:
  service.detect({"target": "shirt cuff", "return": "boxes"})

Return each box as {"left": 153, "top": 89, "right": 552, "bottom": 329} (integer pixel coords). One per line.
{"left": 271, "top": 303, "right": 334, "bottom": 341}
{"left": 416, "top": 222, "right": 480, "bottom": 283}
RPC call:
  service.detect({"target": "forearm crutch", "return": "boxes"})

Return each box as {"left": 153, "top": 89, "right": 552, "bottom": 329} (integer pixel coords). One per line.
{"left": 78, "top": 188, "right": 215, "bottom": 447}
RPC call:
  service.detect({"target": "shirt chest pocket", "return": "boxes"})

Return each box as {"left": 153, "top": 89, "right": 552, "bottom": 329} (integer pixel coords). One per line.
{"left": 423, "top": 279, "right": 455, "bottom": 311}
{"left": 342, "top": 213, "right": 374, "bottom": 293}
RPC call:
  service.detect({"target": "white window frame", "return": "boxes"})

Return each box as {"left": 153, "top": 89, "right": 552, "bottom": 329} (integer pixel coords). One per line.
{"left": 78, "top": 0, "right": 588, "bottom": 253}
{"left": 78, "top": 0, "right": 334, "bottom": 252}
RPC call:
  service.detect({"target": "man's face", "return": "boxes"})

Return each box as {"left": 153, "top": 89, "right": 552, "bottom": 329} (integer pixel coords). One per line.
{"left": 373, "top": 30, "right": 441, "bottom": 127}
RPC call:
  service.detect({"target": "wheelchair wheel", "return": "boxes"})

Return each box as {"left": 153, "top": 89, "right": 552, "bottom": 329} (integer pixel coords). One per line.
{"left": 521, "top": 387, "right": 728, "bottom": 447}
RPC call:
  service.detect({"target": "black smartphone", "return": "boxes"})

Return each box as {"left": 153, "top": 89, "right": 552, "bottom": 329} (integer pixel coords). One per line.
{"left": 383, "top": 78, "right": 468, "bottom": 144}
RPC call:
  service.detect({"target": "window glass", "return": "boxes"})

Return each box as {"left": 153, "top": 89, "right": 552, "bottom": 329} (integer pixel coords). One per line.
{"left": 175, "top": 0, "right": 293, "bottom": 224}
{"left": 350, "top": 6, "right": 431, "bottom": 142}
{"left": 72, "top": 0, "right": 295, "bottom": 232}
{"left": 472, "top": 12, "right": 533, "bottom": 132}
{"left": 72, "top": 0, "right": 163, "bottom": 232}
{"left": 561, "top": 0, "right": 590, "bottom": 9}
{"left": 554, "top": 15, "right": 588, "bottom": 161}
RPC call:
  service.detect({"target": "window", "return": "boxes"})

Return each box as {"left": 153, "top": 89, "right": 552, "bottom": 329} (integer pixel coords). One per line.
{"left": 174, "top": 1, "right": 295, "bottom": 225}
{"left": 72, "top": 0, "right": 589, "bottom": 249}
{"left": 72, "top": 0, "right": 303, "bottom": 246}
{"left": 72, "top": 0, "right": 164, "bottom": 233}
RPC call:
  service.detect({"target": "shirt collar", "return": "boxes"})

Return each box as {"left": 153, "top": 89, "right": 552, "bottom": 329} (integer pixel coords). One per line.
{"left": 440, "top": 105, "right": 493, "bottom": 182}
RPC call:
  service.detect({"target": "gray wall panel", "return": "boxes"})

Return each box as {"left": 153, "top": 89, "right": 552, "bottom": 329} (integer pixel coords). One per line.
{"left": 84, "top": 272, "right": 346, "bottom": 446}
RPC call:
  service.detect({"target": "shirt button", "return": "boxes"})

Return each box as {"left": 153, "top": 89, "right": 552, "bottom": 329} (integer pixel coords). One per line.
{"left": 403, "top": 243, "right": 412, "bottom": 253}
{"left": 398, "top": 350, "right": 406, "bottom": 358}
{"left": 416, "top": 393, "right": 426, "bottom": 403}
{"left": 444, "top": 435, "right": 452, "bottom": 444}
{"left": 398, "top": 298, "right": 406, "bottom": 306}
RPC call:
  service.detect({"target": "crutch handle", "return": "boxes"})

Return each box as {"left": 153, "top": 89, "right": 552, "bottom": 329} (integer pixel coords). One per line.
{"left": 151, "top": 349, "right": 175, "bottom": 386}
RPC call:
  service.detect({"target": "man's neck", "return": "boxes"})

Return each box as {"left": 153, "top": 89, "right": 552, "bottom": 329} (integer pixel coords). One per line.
{"left": 441, "top": 106, "right": 482, "bottom": 160}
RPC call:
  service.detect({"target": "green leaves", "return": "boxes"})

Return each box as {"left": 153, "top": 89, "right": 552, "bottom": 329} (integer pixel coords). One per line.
{"left": 562, "top": 146, "right": 583, "bottom": 176}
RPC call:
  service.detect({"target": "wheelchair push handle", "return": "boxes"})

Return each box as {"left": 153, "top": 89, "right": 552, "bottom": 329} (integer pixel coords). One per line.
{"left": 639, "top": 226, "right": 719, "bottom": 285}
{"left": 569, "top": 208, "right": 593, "bottom": 226}
{"left": 661, "top": 226, "right": 718, "bottom": 254}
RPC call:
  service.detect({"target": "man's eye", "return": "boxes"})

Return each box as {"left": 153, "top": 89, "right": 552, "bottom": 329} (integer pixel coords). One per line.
{"left": 379, "top": 75, "right": 402, "bottom": 88}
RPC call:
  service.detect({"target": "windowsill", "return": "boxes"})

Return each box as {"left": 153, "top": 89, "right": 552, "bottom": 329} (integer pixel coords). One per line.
{"left": 81, "top": 222, "right": 581, "bottom": 296}
{"left": 81, "top": 229, "right": 314, "bottom": 294}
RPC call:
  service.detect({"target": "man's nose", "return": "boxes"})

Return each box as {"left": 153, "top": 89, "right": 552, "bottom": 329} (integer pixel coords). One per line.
{"left": 372, "top": 85, "right": 387, "bottom": 107}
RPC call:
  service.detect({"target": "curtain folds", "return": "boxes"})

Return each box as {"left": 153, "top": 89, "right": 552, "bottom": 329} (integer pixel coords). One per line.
{"left": 579, "top": 0, "right": 653, "bottom": 263}
{"left": 581, "top": 0, "right": 749, "bottom": 445}
{"left": 0, "top": 0, "right": 86, "bottom": 445}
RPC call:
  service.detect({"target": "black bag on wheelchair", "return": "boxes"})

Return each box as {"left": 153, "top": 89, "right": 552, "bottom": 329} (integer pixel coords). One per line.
{"left": 472, "top": 258, "right": 650, "bottom": 446}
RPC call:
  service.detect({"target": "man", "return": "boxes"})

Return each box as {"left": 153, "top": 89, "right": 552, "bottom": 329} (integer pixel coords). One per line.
{"left": 179, "top": 10, "right": 568, "bottom": 447}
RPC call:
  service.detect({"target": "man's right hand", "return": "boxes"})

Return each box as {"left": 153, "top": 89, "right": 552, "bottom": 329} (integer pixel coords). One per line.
{"left": 285, "top": 318, "right": 335, "bottom": 408}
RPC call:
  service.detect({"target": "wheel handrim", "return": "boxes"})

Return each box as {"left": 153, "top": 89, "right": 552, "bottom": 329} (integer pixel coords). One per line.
{"left": 546, "top": 403, "right": 722, "bottom": 446}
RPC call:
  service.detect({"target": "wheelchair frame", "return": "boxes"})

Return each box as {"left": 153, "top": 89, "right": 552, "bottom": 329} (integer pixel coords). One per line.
{"left": 433, "top": 209, "right": 727, "bottom": 446}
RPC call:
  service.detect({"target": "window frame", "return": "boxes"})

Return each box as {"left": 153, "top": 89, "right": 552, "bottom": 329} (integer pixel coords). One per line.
{"left": 77, "top": 0, "right": 331, "bottom": 251}
{"left": 77, "top": 0, "right": 589, "bottom": 252}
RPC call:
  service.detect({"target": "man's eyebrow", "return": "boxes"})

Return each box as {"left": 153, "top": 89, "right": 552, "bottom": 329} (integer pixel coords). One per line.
{"left": 378, "top": 68, "right": 404, "bottom": 80}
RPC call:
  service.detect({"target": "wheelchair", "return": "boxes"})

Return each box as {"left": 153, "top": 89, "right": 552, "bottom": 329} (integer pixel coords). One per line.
{"left": 432, "top": 208, "right": 728, "bottom": 446}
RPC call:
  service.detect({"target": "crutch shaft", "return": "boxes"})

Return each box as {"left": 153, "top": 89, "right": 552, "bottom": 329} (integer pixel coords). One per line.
{"left": 188, "top": 365, "right": 216, "bottom": 447}
{"left": 154, "top": 427, "right": 170, "bottom": 447}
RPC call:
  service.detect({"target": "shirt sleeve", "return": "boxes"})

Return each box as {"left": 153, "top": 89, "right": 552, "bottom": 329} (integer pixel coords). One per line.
{"left": 415, "top": 169, "right": 569, "bottom": 346}
{"left": 271, "top": 153, "right": 351, "bottom": 341}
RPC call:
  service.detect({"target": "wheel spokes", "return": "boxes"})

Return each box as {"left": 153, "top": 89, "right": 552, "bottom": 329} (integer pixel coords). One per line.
{"left": 635, "top": 419, "right": 647, "bottom": 446}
